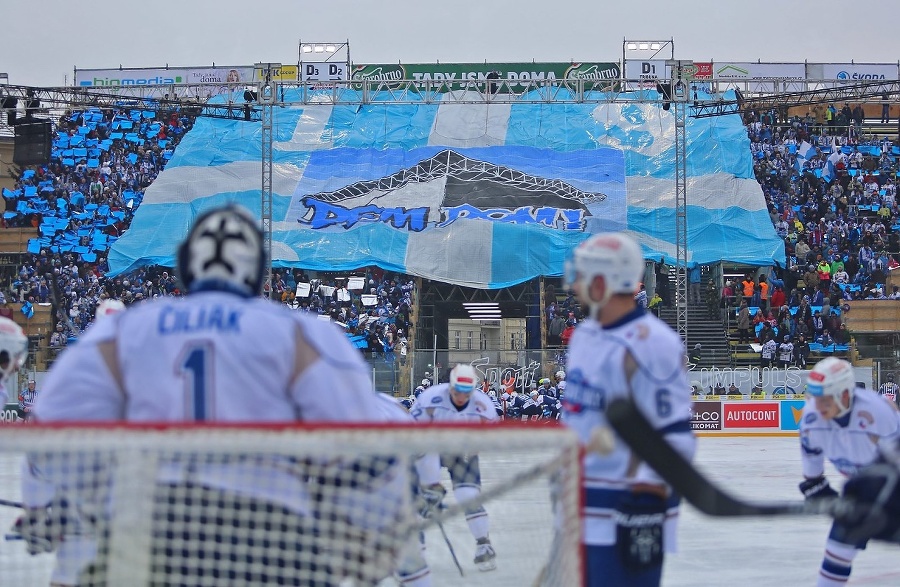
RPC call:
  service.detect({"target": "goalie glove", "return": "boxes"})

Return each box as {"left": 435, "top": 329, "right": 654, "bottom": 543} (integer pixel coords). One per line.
{"left": 799, "top": 476, "right": 838, "bottom": 501}
{"left": 10, "top": 500, "right": 70, "bottom": 555}
{"left": 418, "top": 483, "right": 447, "bottom": 518}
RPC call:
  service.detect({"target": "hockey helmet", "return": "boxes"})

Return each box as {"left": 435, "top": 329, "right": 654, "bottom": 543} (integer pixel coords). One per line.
{"left": 96, "top": 299, "right": 126, "bottom": 320}
{"left": 450, "top": 364, "right": 477, "bottom": 394}
{"left": 177, "top": 204, "right": 265, "bottom": 297}
{"left": 806, "top": 357, "right": 855, "bottom": 417}
{"left": 565, "top": 232, "right": 643, "bottom": 314}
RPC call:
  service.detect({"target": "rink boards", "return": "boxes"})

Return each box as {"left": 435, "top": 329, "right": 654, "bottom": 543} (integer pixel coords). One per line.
{"left": 691, "top": 398, "right": 805, "bottom": 437}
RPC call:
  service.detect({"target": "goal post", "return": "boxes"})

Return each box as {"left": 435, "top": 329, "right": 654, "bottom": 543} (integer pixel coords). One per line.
{"left": 0, "top": 423, "right": 582, "bottom": 586}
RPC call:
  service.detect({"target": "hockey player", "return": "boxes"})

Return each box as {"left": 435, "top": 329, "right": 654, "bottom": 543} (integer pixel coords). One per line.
{"left": 539, "top": 377, "right": 557, "bottom": 399}
{"left": 760, "top": 338, "right": 777, "bottom": 368}
{"left": 504, "top": 386, "right": 528, "bottom": 420}
{"left": 878, "top": 373, "right": 899, "bottom": 404}
{"left": 522, "top": 390, "right": 543, "bottom": 420}
{"left": 22, "top": 204, "right": 393, "bottom": 586}
{"left": 413, "top": 378, "right": 430, "bottom": 398}
{"left": 409, "top": 364, "right": 499, "bottom": 571}
{"left": 778, "top": 336, "right": 794, "bottom": 368}
{"left": 798, "top": 357, "right": 900, "bottom": 586}
{"left": 560, "top": 232, "right": 696, "bottom": 587}
{"left": 372, "top": 393, "right": 434, "bottom": 587}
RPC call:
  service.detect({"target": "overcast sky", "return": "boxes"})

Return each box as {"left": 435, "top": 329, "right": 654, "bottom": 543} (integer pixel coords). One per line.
{"left": 4, "top": 0, "right": 900, "bottom": 87}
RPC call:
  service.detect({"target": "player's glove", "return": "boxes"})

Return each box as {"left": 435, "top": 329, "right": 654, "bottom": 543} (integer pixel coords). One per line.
{"left": 418, "top": 483, "right": 447, "bottom": 518}
{"left": 615, "top": 489, "right": 666, "bottom": 571}
{"left": 799, "top": 476, "right": 838, "bottom": 501}
{"left": 833, "top": 462, "right": 900, "bottom": 544}
{"left": 10, "top": 500, "right": 70, "bottom": 555}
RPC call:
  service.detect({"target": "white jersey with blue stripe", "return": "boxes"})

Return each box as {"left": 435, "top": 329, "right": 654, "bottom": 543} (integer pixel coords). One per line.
{"left": 800, "top": 388, "right": 900, "bottom": 479}
{"left": 561, "top": 307, "right": 696, "bottom": 547}
{"left": 409, "top": 384, "right": 499, "bottom": 424}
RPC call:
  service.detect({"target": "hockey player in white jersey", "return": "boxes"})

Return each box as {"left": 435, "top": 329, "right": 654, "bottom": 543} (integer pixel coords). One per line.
{"left": 798, "top": 357, "right": 900, "bottom": 586}
{"left": 24, "top": 204, "right": 392, "bottom": 587}
{"left": 409, "top": 364, "right": 499, "bottom": 571}
{"left": 560, "top": 232, "right": 696, "bottom": 587}
{"left": 369, "top": 393, "right": 434, "bottom": 587}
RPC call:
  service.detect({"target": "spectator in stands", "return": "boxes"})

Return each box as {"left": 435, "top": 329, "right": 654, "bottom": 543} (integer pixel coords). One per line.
{"left": 689, "top": 265, "right": 702, "bottom": 305}
{"left": 741, "top": 274, "right": 755, "bottom": 305}
{"left": 770, "top": 285, "right": 786, "bottom": 313}
{"left": 736, "top": 301, "right": 751, "bottom": 344}
{"left": 689, "top": 344, "right": 702, "bottom": 366}
{"left": 758, "top": 275, "right": 769, "bottom": 313}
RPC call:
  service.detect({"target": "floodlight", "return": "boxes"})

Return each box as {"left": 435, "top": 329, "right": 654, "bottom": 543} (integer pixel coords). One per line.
{"left": 301, "top": 45, "right": 313, "bottom": 53}
{"left": 325, "top": 45, "right": 336, "bottom": 52}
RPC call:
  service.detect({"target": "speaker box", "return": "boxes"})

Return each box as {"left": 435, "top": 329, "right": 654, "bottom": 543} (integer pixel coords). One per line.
{"left": 13, "top": 121, "right": 52, "bottom": 166}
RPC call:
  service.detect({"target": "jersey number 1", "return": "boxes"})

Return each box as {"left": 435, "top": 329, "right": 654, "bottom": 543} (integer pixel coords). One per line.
{"left": 177, "top": 342, "right": 214, "bottom": 420}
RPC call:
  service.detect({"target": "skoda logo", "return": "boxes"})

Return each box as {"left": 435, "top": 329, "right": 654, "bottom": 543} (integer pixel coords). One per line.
{"left": 836, "top": 71, "right": 850, "bottom": 80}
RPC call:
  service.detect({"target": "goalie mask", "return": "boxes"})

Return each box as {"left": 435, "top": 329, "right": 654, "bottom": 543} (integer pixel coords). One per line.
{"left": 177, "top": 204, "right": 265, "bottom": 297}
{"left": 0, "top": 317, "right": 28, "bottom": 386}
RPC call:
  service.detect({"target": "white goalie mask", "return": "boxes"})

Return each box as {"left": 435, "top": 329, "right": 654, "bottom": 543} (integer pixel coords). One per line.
{"left": 177, "top": 204, "right": 265, "bottom": 297}
{"left": 564, "top": 232, "right": 644, "bottom": 316}
{"left": 0, "top": 317, "right": 27, "bottom": 385}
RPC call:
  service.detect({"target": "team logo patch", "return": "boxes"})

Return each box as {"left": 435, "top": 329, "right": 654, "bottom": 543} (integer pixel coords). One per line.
{"left": 804, "top": 412, "right": 817, "bottom": 424}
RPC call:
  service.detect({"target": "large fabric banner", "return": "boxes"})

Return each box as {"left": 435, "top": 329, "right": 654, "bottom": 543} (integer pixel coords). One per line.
{"left": 108, "top": 87, "right": 784, "bottom": 288}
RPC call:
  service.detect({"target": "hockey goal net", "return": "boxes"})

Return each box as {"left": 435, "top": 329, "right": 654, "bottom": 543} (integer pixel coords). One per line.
{"left": 0, "top": 423, "right": 582, "bottom": 587}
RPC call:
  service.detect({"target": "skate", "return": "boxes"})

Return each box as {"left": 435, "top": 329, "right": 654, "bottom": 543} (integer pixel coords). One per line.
{"left": 474, "top": 537, "right": 496, "bottom": 572}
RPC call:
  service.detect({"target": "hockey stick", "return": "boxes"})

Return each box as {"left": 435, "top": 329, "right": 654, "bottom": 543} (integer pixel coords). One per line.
{"left": 417, "top": 453, "right": 565, "bottom": 531}
{"left": 604, "top": 397, "right": 832, "bottom": 517}
{"left": 0, "top": 498, "right": 23, "bottom": 509}
{"left": 435, "top": 519, "right": 465, "bottom": 577}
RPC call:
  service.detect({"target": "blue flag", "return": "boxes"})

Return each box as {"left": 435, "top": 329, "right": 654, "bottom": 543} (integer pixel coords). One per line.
{"left": 21, "top": 301, "right": 34, "bottom": 319}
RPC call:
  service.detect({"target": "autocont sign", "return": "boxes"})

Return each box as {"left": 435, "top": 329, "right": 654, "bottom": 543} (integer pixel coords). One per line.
{"left": 723, "top": 403, "right": 780, "bottom": 428}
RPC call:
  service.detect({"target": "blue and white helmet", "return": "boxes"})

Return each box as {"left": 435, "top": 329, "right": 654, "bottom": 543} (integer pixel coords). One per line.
{"left": 177, "top": 204, "right": 265, "bottom": 297}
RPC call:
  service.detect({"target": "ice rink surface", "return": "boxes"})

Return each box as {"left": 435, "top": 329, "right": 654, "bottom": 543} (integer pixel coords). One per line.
{"left": 1, "top": 435, "right": 898, "bottom": 586}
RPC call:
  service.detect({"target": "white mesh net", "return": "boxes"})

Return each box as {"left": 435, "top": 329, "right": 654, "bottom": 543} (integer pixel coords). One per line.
{"left": 0, "top": 424, "right": 581, "bottom": 586}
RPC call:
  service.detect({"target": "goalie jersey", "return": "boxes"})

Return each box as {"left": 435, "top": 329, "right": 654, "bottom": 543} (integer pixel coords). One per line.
{"left": 32, "top": 291, "right": 387, "bottom": 514}
{"left": 561, "top": 307, "right": 696, "bottom": 548}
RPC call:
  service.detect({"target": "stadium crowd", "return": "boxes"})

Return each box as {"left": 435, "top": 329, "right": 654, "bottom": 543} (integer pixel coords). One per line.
{"left": 3, "top": 98, "right": 899, "bottom": 367}
{"left": 724, "top": 105, "right": 900, "bottom": 355}
{"left": 0, "top": 103, "right": 415, "bottom": 360}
